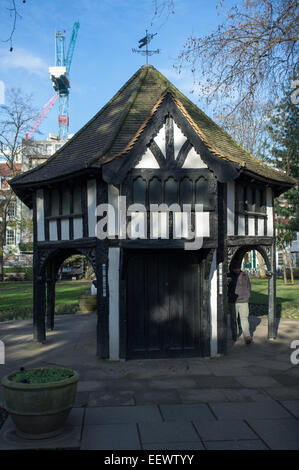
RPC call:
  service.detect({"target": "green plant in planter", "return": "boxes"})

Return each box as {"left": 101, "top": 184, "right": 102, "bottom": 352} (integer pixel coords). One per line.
{"left": 1, "top": 366, "right": 79, "bottom": 440}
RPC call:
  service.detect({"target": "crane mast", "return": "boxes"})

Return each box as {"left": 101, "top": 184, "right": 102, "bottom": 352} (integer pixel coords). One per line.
{"left": 49, "top": 22, "right": 80, "bottom": 140}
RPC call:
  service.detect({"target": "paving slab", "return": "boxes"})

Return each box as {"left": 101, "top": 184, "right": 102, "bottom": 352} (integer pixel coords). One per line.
{"left": 143, "top": 441, "right": 205, "bottom": 450}
{"left": 138, "top": 421, "right": 200, "bottom": 444}
{"left": 178, "top": 388, "right": 227, "bottom": 403}
{"left": 274, "top": 374, "right": 299, "bottom": 388}
{"left": 247, "top": 418, "right": 299, "bottom": 450}
{"left": 279, "top": 400, "right": 299, "bottom": 418}
{"left": 0, "top": 417, "right": 81, "bottom": 450}
{"left": 210, "top": 401, "right": 293, "bottom": 420}
{"left": 104, "top": 379, "right": 149, "bottom": 392}
{"left": 220, "top": 388, "right": 272, "bottom": 402}
{"left": 203, "top": 439, "right": 268, "bottom": 450}
{"left": 159, "top": 404, "right": 216, "bottom": 422}
{"left": 88, "top": 390, "right": 135, "bottom": 406}
{"left": 81, "top": 423, "right": 141, "bottom": 450}
{"left": 84, "top": 405, "right": 162, "bottom": 425}
{"left": 263, "top": 386, "right": 299, "bottom": 400}
{"left": 235, "top": 376, "right": 281, "bottom": 388}
{"left": 193, "top": 419, "right": 258, "bottom": 441}
{"left": 77, "top": 380, "right": 106, "bottom": 392}
{"left": 205, "top": 365, "right": 254, "bottom": 377}
{"left": 148, "top": 377, "right": 197, "bottom": 389}
{"left": 134, "top": 390, "right": 180, "bottom": 405}
{"left": 194, "top": 376, "right": 241, "bottom": 388}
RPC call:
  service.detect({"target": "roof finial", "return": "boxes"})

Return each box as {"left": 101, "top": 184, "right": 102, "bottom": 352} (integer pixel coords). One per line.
{"left": 132, "top": 29, "right": 160, "bottom": 65}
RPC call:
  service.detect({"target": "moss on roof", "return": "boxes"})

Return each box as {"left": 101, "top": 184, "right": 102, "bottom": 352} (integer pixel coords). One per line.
{"left": 11, "top": 65, "right": 296, "bottom": 188}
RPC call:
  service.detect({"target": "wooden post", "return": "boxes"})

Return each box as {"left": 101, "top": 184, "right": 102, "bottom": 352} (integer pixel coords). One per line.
{"left": 217, "top": 183, "right": 227, "bottom": 355}
{"left": 33, "top": 192, "right": 46, "bottom": 343}
{"left": 268, "top": 243, "right": 277, "bottom": 339}
{"left": 46, "top": 262, "right": 56, "bottom": 330}
{"left": 33, "top": 276, "right": 46, "bottom": 343}
{"left": 96, "top": 178, "right": 110, "bottom": 358}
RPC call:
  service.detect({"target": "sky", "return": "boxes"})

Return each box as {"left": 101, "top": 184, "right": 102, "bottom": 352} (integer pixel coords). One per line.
{"left": 0, "top": 0, "right": 235, "bottom": 141}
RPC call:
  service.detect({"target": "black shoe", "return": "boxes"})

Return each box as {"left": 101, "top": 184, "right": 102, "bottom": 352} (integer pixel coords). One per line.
{"left": 245, "top": 337, "right": 252, "bottom": 345}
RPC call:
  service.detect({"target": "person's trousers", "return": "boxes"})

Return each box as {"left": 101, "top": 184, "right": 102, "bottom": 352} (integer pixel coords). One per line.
{"left": 229, "top": 302, "right": 251, "bottom": 338}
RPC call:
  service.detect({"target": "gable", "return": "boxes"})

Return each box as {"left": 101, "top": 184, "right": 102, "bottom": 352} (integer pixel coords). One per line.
{"left": 10, "top": 65, "right": 295, "bottom": 206}
{"left": 133, "top": 116, "right": 208, "bottom": 170}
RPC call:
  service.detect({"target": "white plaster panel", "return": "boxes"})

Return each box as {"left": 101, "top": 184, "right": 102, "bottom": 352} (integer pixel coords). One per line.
{"left": 73, "top": 217, "right": 83, "bottom": 239}
{"left": 108, "top": 184, "right": 119, "bottom": 237}
{"left": 258, "top": 218, "right": 264, "bottom": 236}
{"left": 87, "top": 179, "right": 97, "bottom": 238}
{"left": 153, "top": 123, "right": 166, "bottom": 157}
{"left": 266, "top": 188, "right": 274, "bottom": 236}
{"left": 61, "top": 219, "right": 69, "bottom": 240}
{"left": 238, "top": 215, "right": 245, "bottom": 236}
{"left": 173, "top": 120, "right": 187, "bottom": 159}
{"left": 195, "top": 211, "right": 210, "bottom": 237}
{"left": 248, "top": 216, "right": 255, "bottom": 236}
{"left": 134, "top": 148, "right": 159, "bottom": 168}
{"left": 150, "top": 212, "right": 168, "bottom": 239}
{"left": 227, "top": 181, "right": 235, "bottom": 236}
{"left": 108, "top": 247, "right": 120, "bottom": 360}
{"left": 182, "top": 147, "right": 208, "bottom": 169}
{"left": 36, "top": 189, "right": 45, "bottom": 242}
{"left": 210, "top": 250, "right": 218, "bottom": 357}
{"left": 49, "top": 220, "right": 58, "bottom": 241}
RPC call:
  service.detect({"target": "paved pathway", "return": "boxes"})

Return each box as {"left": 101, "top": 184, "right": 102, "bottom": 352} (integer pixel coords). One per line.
{"left": 1, "top": 313, "right": 299, "bottom": 450}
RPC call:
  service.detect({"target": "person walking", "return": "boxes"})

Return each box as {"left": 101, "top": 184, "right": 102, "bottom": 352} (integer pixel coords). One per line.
{"left": 228, "top": 263, "right": 252, "bottom": 345}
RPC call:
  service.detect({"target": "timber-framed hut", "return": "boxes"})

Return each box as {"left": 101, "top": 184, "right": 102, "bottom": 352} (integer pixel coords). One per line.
{"left": 11, "top": 65, "right": 296, "bottom": 360}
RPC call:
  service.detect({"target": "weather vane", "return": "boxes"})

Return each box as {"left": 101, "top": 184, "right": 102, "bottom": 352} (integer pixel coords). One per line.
{"left": 132, "top": 30, "right": 160, "bottom": 65}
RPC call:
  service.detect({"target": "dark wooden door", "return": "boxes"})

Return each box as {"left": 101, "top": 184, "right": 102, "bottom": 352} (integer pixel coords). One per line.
{"left": 126, "top": 251, "right": 201, "bottom": 359}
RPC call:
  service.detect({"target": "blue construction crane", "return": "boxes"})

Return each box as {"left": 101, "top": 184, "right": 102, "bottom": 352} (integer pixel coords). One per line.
{"left": 49, "top": 22, "right": 80, "bottom": 140}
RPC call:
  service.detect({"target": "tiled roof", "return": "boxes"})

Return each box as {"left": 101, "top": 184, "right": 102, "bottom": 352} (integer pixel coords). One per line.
{"left": 10, "top": 66, "right": 296, "bottom": 188}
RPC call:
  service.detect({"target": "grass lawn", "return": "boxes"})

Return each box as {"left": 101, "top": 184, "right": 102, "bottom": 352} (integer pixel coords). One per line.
{"left": 0, "top": 280, "right": 91, "bottom": 321}
{"left": 249, "top": 278, "right": 299, "bottom": 319}
{"left": 250, "top": 278, "right": 299, "bottom": 306}
{"left": 0, "top": 278, "right": 298, "bottom": 322}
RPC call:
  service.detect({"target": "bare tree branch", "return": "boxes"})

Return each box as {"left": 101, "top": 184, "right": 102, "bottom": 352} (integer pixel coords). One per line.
{"left": 176, "top": 0, "right": 299, "bottom": 116}
{"left": 1, "top": 0, "right": 26, "bottom": 51}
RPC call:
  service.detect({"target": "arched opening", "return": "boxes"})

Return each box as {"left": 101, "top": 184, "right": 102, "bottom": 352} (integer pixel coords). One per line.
{"left": 228, "top": 244, "right": 276, "bottom": 341}
{"left": 34, "top": 247, "right": 98, "bottom": 345}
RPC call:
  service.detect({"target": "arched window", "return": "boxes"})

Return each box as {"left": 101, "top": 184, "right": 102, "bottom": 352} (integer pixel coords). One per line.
{"left": 180, "top": 177, "right": 193, "bottom": 205}
{"left": 165, "top": 177, "right": 177, "bottom": 205}
{"left": 195, "top": 178, "right": 208, "bottom": 206}
{"left": 149, "top": 177, "right": 162, "bottom": 205}
{"left": 133, "top": 177, "right": 147, "bottom": 205}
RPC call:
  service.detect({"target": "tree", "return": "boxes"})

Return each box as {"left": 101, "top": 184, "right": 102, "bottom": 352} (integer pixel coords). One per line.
{"left": 0, "top": 88, "right": 37, "bottom": 280}
{"left": 214, "top": 96, "right": 273, "bottom": 157}
{"left": 266, "top": 84, "right": 299, "bottom": 284}
{"left": 1, "top": 0, "right": 27, "bottom": 51}
{"left": 177, "top": 0, "right": 298, "bottom": 116}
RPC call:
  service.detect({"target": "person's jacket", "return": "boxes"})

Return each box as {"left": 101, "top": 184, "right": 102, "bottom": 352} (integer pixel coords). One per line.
{"left": 227, "top": 271, "right": 251, "bottom": 303}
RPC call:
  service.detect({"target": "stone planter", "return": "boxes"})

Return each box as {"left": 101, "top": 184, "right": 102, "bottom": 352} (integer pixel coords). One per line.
{"left": 78, "top": 293, "right": 97, "bottom": 313}
{"left": 1, "top": 368, "right": 79, "bottom": 440}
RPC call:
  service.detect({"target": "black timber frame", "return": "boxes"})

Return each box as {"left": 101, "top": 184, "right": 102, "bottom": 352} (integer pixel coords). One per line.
{"left": 102, "top": 93, "right": 240, "bottom": 185}
{"left": 32, "top": 175, "right": 111, "bottom": 359}
{"left": 119, "top": 248, "right": 214, "bottom": 359}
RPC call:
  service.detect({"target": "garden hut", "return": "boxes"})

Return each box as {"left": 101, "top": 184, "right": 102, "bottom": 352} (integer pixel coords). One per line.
{"left": 10, "top": 65, "right": 296, "bottom": 360}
